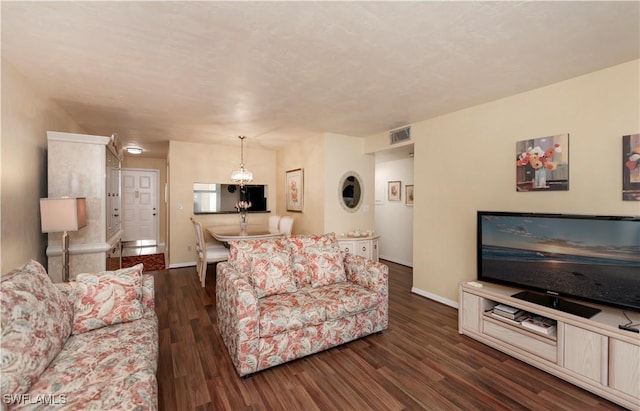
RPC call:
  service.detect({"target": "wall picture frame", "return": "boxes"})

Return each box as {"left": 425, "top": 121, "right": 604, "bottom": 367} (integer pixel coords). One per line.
{"left": 286, "top": 168, "right": 304, "bottom": 212}
{"left": 405, "top": 185, "right": 414, "bottom": 205}
{"left": 388, "top": 181, "right": 401, "bottom": 201}
{"left": 516, "top": 133, "right": 569, "bottom": 192}
{"left": 623, "top": 133, "right": 640, "bottom": 201}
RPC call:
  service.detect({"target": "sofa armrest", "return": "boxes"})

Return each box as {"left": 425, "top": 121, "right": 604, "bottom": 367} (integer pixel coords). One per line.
{"left": 215, "top": 262, "right": 260, "bottom": 375}
{"left": 141, "top": 274, "right": 155, "bottom": 310}
{"left": 343, "top": 253, "right": 389, "bottom": 296}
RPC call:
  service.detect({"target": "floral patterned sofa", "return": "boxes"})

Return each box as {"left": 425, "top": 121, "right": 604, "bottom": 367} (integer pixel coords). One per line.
{"left": 216, "top": 233, "right": 388, "bottom": 377}
{"left": 1, "top": 260, "right": 158, "bottom": 410}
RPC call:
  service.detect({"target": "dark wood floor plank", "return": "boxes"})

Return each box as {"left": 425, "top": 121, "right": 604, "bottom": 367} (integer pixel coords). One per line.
{"left": 154, "top": 261, "right": 626, "bottom": 411}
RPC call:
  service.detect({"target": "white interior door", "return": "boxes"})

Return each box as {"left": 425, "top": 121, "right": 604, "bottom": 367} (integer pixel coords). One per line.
{"left": 122, "top": 169, "right": 159, "bottom": 243}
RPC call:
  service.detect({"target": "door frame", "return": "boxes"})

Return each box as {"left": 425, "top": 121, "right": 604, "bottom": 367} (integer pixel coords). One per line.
{"left": 121, "top": 168, "right": 161, "bottom": 245}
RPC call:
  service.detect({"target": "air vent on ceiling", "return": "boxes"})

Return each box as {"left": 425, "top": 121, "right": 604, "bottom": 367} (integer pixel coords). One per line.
{"left": 389, "top": 126, "right": 411, "bottom": 145}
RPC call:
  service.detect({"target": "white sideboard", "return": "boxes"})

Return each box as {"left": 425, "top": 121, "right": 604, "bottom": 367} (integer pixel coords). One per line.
{"left": 46, "top": 131, "right": 122, "bottom": 282}
{"left": 459, "top": 281, "right": 640, "bottom": 410}
{"left": 337, "top": 234, "right": 380, "bottom": 262}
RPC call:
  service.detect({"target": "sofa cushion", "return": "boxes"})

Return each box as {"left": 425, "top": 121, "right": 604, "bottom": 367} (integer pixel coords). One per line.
{"left": 306, "top": 245, "right": 346, "bottom": 287}
{"left": 0, "top": 260, "right": 73, "bottom": 397}
{"left": 22, "top": 309, "right": 158, "bottom": 410}
{"left": 308, "top": 282, "right": 384, "bottom": 320}
{"left": 288, "top": 233, "right": 339, "bottom": 286}
{"left": 250, "top": 251, "right": 297, "bottom": 298}
{"left": 229, "top": 238, "right": 288, "bottom": 273}
{"left": 258, "top": 291, "right": 325, "bottom": 337}
{"left": 72, "top": 264, "right": 144, "bottom": 334}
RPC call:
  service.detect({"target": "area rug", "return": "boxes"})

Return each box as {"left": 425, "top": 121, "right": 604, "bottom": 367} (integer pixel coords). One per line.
{"left": 122, "top": 253, "right": 166, "bottom": 272}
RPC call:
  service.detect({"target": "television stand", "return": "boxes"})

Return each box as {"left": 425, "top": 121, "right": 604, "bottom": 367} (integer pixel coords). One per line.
{"left": 459, "top": 281, "right": 639, "bottom": 410}
{"left": 511, "top": 291, "right": 601, "bottom": 319}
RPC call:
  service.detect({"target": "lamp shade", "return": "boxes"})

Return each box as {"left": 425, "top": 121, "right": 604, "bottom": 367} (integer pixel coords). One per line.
{"left": 40, "top": 197, "right": 87, "bottom": 233}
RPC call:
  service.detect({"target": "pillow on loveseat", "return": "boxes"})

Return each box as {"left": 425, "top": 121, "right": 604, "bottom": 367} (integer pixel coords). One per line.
{"left": 72, "top": 264, "right": 145, "bottom": 334}
{"left": 250, "top": 251, "right": 297, "bottom": 298}
{"left": 1, "top": 260, "right": 73, "bottom": 397}
{"left": 306, "top": 244, "right": 346, "bottom": 287}
{"left": 288, "top": 233, "right": 340, "bottom": 286}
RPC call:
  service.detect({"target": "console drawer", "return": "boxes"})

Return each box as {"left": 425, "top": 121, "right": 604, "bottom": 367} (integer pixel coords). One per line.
{"left": 483, "top": 319, "right": 557, "bottom": 363}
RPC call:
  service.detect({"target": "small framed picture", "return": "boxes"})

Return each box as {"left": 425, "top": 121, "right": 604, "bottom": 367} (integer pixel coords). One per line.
{"left": 388, "top": 181, "right": 401, "bottom": 201}
{"left": 623, "top": 133, "right": 640, "bottom": 201}
{"left": 286, "top": 168, "right": 304, "bottom": 212}
{"left": 405, "top": 185, "right": 414, "bottom": 205}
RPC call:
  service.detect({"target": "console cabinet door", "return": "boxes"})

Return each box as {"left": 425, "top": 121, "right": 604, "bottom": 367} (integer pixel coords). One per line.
{"left": 609, "top": 338, "right": 640, "bottom": 398}
{"left": 460, "top": 292, "right": 481, "bottom": 333}
{"left": 564, "top": 324, "right": 608, "bottom": 384}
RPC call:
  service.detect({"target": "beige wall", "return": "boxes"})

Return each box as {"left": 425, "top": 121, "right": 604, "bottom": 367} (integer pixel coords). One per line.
{"left": 121, "top": 156, "right": 168, "bottom": 246}
{"left": 323, "top": 134, "right": 375, "bottom": 234}
{"left": 167, "top": 140, "right": 277, "bottom": 266}
{"left": 276, "top": 133, "right": 325, "bottom": 235}
{"left": 367, "top": 60, "right": 640, "bottom": 306}
{"left": 1, "top": 62, "right": 84, "bottom": 274}
{"left": 275, "top": 133, "right": 376, "bottom": 237}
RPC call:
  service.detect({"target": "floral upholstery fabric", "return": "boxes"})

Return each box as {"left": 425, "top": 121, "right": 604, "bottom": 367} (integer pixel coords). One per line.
{"left": 1, "top": 260, "right": 73, "bottom": 397}
{"left": 287, "top": 233, "right": 339, "bottom": 286}
{"left": 258, "top": 290, "right": 325, "bottom": 337}
{"left": 1, "top": 261, "right": 158, "bottom": 410}
{"left": 228, "top": 238, "right": 288, "bottom": 273}
{"left": 217, "top": 234, "right": 389, "bottom": 376}
{"left": 72, "top": 264, "right": 145, "bottom": 334}
{"left": 306, "top": 246, "right": 347, "bottom": 287}
{"left": 250, "top": 251, "right": 297, "bottom": 298}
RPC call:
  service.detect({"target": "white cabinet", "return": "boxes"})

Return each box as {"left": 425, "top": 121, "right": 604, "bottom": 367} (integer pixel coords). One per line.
{"left": 46, "top": 131, "right": 122, "bottom": 282}
{"left": 337, "top": 235, "right": 380, "bottom": 262}
{"left": 459, "top": 281, "right": 640, "bottom": 410}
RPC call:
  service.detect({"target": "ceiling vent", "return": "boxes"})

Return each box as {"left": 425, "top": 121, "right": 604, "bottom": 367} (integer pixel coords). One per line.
{"left": 389, "top": 126, "right": 411, "bottom": 145}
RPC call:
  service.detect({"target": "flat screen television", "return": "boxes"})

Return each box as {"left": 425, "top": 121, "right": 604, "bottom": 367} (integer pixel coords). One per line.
{"left": 477, "top": 211, "right": 640, "bottom": 318}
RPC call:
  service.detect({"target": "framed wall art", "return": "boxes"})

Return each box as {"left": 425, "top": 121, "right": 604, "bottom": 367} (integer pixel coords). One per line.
{"left": 623, "top": 133, "right": 640, "bottom": 201}
{"left": 388, "top": 181, "right": 401, "bottom": 201}
{"left": 516, "top": 133, "right": 569, "bottom": 192}
{"left": 286, "top": 168, "right": 304, "bottom": 212}
{"left": 405, "top": 185, "right": 414, "bottom": 205}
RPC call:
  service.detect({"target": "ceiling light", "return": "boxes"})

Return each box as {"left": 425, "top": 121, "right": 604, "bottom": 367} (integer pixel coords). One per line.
{"left": 230, "top": 136, "right": 253, "bottom": 187}
{"left": 125, "top": 147, "right": 143, "bottom": 155}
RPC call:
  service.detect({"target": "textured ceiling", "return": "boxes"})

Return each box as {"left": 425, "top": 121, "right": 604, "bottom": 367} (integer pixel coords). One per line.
{"left": 2, "top": 1, "right": 639, "bottom": 157}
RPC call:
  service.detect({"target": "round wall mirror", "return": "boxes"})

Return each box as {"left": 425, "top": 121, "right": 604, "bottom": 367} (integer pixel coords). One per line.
{"left": 338, "top": 171, "right": 363, "bottom": 212}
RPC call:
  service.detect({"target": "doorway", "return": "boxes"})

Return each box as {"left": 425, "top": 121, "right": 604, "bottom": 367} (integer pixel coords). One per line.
{"left": 122, "top": 169, "right": 160, "bottom": 246}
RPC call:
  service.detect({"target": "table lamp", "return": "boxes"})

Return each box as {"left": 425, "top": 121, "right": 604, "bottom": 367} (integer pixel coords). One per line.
{"left": 40, "top": 197, "right": 87, "bottom": 281}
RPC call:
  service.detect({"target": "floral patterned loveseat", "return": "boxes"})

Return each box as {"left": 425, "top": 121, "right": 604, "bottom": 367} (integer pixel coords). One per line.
{"left": 216, "top": 233, "right": 388, "bottom": 377}
{"left": 1, "top": 260, "right": 158, "bottom": 410}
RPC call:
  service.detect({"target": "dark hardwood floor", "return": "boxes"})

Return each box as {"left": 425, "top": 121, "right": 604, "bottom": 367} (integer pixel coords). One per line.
{"left": 154, "top": 261, "right": 624, "bottom": 410}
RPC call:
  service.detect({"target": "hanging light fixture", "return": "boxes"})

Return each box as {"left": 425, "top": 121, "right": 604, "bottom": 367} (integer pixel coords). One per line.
{"left": 230, "top": 135, "right": 253, "bottom": 186}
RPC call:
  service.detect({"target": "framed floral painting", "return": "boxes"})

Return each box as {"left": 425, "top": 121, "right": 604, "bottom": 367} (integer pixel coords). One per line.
{"left": 516, "top": 133, "right": 569, "bottom": 191}
{"left": 388, "top": 181, "right": 401, "bottom": 201}
{"left": 623, "top": 133, "right": 640, "bottom": 201}
{"left": 405, "top": 185, "right": 414, "bottom": 205}
{"left": 286, "top": 168, "right": 304, "bottom": 212}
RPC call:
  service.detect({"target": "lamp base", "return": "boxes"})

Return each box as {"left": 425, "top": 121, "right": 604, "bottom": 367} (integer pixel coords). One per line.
{"left": 62, "top": 231, "right": 70, "bottom": 282}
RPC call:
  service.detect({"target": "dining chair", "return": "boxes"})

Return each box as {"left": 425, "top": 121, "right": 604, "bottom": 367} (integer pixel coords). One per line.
{"left": 190, "top": 217, "right": 228, "bottom": 287}
{"left": 278, "top": 216, "right": 294, "bottom": 235}
{"left": 268, "top": 215, "right": 281, "bottom": 233}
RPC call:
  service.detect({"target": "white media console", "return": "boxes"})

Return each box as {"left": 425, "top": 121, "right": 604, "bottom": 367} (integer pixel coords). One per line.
{"left": 459, "top": 281, "right": 639, "bottom": 410}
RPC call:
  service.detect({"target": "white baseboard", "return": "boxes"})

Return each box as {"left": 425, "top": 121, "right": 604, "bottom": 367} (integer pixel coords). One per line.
{"left": 168, "top": 261, "right": 196, "bottom": 269}
{"left": 378, "top": 255, "right": 413, "bottom": 267}
{"left": 411, "top": 286, "right": 459, "bottom": 309}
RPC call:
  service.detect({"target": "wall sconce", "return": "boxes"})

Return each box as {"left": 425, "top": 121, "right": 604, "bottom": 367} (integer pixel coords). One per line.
{"left": 40, "top": 197, "right": 87, "bottom": 281}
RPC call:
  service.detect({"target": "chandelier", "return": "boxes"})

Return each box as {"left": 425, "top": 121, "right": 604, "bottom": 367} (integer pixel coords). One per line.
{"left": 230, "top": 135, "right": 253, "bottom": 186}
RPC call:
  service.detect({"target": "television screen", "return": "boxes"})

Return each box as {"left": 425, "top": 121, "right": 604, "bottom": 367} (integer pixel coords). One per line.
{"left": 477, "top": 211, "right": 640, "bottom": 314}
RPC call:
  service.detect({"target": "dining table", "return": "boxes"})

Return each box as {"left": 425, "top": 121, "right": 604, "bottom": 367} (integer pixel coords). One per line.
{"left": 206, "top": 225, "right": 284, "bottom": 243}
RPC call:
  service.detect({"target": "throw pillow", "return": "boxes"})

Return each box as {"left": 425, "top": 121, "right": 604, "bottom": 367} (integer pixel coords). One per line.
{"left": 288, "top": 233, "right": 339, "bottom": 286}
{"left": 250, "top": 251, "right": 297, "bottom": 298}
{"left": 0, "top": 260, "right": 73, "bottom": 397}
{"left": 72, "top": 264, "right": 144, "bottom": 334}
{"left": 229, "top": 238, "right": 288, "bottom": 273}
{"left": 306, "top": 245, "right": 347, "bottom": 287}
